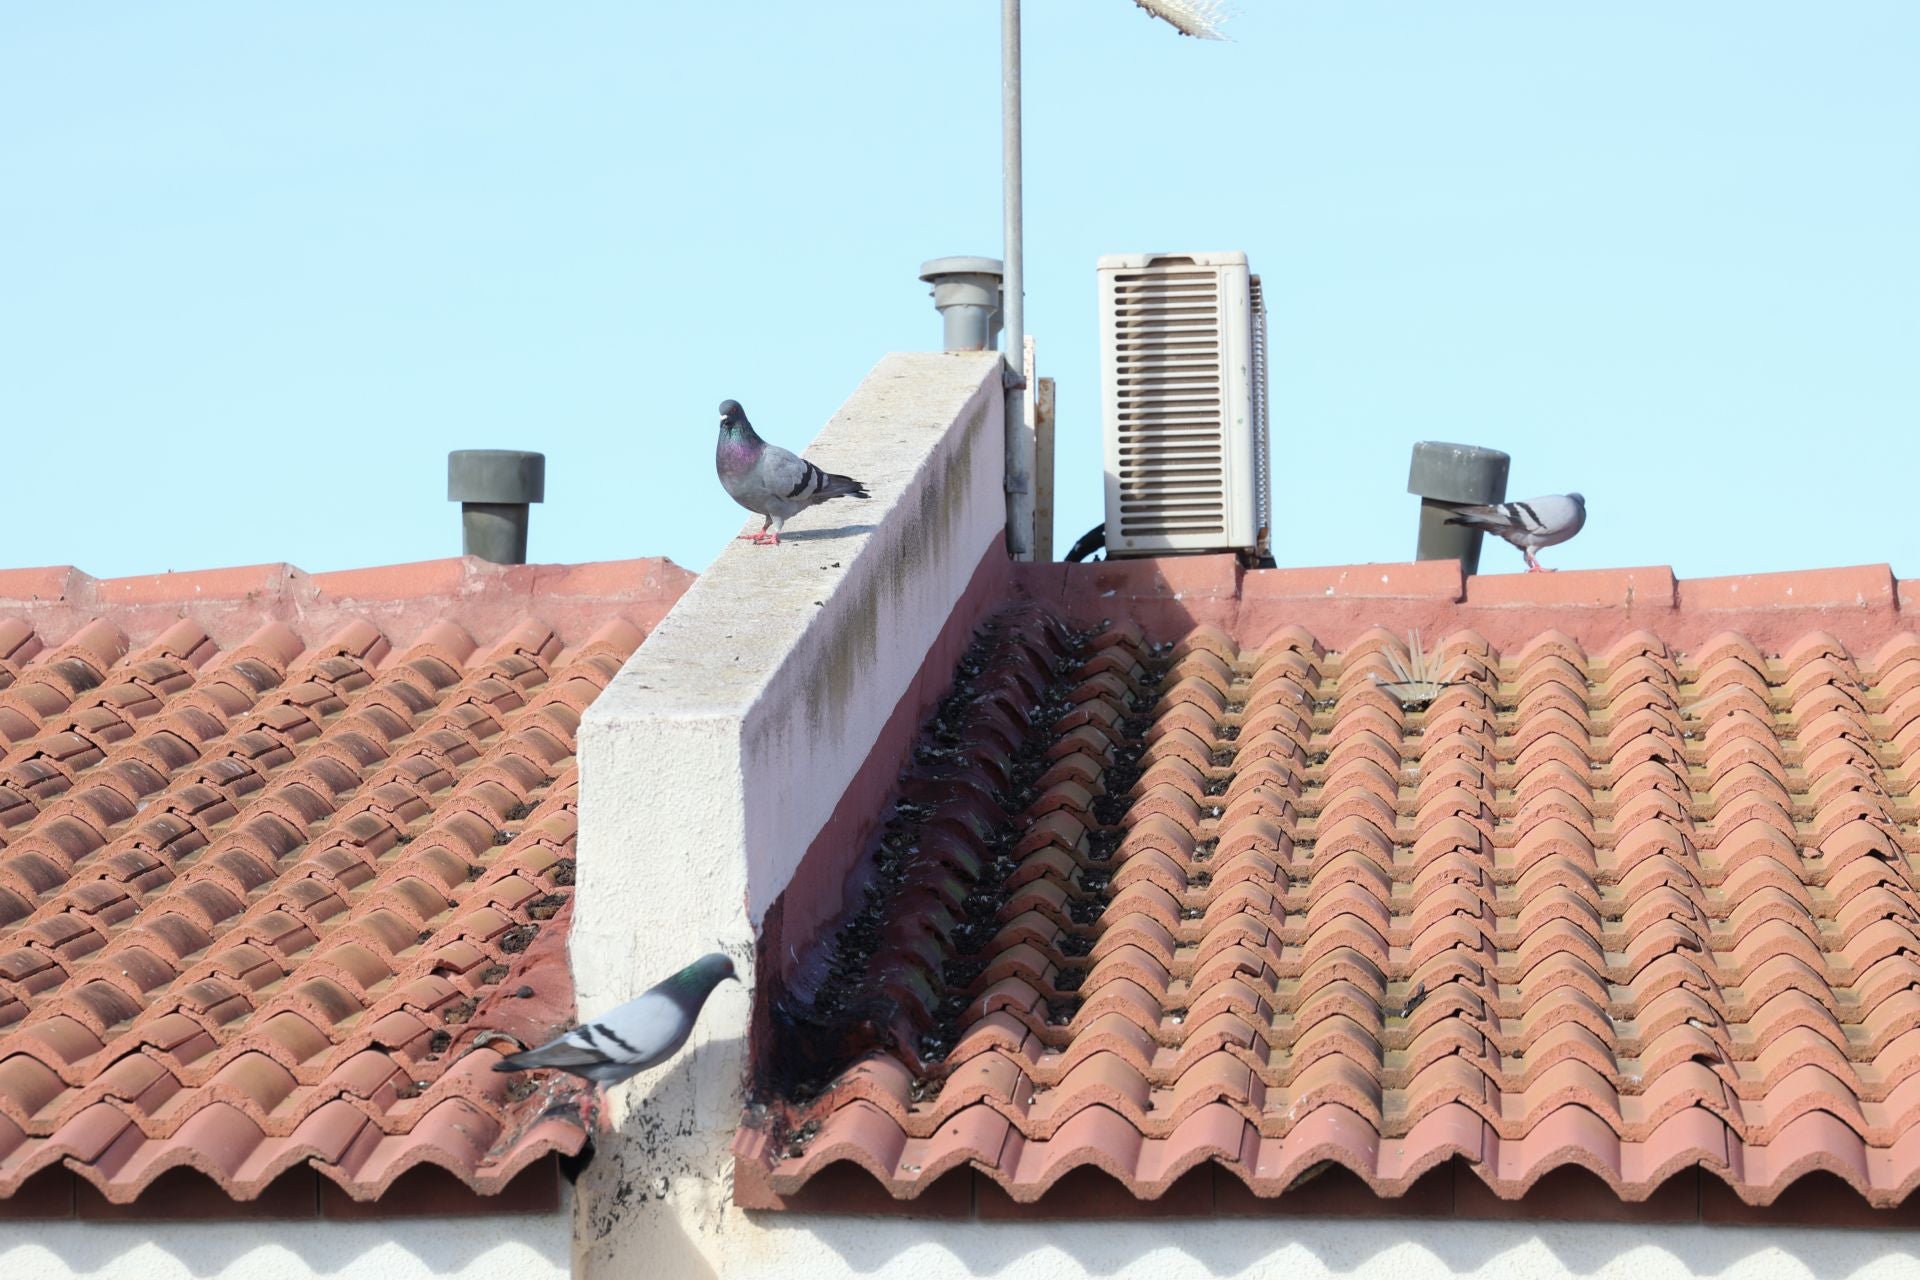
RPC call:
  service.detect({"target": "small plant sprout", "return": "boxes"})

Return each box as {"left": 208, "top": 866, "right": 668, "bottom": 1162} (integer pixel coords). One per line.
{"left": 1373, "top": 630, "right": 1475, "bottom": 711}
{"left": 1131, "top": 0, "right": 1232, "bottom": 40}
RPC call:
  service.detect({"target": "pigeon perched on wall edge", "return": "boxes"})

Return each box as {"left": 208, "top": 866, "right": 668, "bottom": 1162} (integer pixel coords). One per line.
{"left": 715, "top": 400, "right": 869, "bottom": 546}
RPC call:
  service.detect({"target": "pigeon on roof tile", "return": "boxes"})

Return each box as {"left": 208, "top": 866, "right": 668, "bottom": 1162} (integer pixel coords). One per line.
{"left": 715, "top": 400, "right": 869, "bottom": 546}
{"left": 493, "top": 952, "right": 736, "bottom": 1085}
{"left": 1437, "top": 493, "right": 1587, "bottom": 572}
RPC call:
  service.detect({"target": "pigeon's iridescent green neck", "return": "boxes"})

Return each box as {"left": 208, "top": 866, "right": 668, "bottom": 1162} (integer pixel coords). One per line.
{"left": 719, "top": 421, "right": 763, "bottom": 454}
{"left": 664, "top": 953, "right": 735, "bottom": 999}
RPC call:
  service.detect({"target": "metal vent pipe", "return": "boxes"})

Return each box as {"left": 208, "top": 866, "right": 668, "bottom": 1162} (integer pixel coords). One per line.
{"left": 1407, "top": 441, "right": 1509, "bottom": 575}
{"left": 999, "top": 0, "right": 1033, "bottom": 562}
{"left": 448, "top": 449, "right": 545, "bottom": 565}
{"left": 919, "top": 257, "right": 1005, "bottom": 352}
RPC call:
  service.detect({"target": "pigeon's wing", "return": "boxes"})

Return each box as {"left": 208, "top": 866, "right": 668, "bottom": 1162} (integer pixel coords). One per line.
{"left": 495, "top": 991, "right": 686, "bottom": 1075}
{"left": 748, "top": 443, "right": 815, "bottom": 504}
{"left": 1520, "top": 495, "right": 1582, "bottom": 533}
{"left": 595, "top": 988, "right": 692, "bottom": 1057}
{"left": 496, "top": 1035, "right": 611, "bottom": 1072}
{"left": 1440, "top": 502, "right": 1526, "bottom": 535}
{"left": 1443, "top": 499, "right": 1570, "bottom": 536}
{"left": 750, "top": 442, "right": 868, "bottom": 509}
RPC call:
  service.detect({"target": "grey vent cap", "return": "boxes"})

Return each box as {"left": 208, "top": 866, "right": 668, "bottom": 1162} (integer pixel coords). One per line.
{"left": 919, "top": 256, "right": 1005, "bottom": 282}
{"left": 919, "top": 257, "right": 1005, "bottom": 353}
{"left": 448, "top": 450, "right": 546, "bottom": 504}
{"left": 1407, "top": 441, "right": 1510, "bottom": 574}
{"left": 1406, "top": 441, "right": 1509, "bottom": 504}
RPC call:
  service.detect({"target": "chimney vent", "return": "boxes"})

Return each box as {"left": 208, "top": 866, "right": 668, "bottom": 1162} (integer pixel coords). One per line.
{"left": 919, "top": 257, "right": 1005, "bottom": 352}
{"left": 448, "top": 449, "right": 545, "bottom": 565}
{"left": 1407, "top": 441, "right": 1509, "bottom": 575}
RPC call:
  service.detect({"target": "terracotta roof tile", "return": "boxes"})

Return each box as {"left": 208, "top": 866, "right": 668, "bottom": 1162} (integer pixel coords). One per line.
{"left": 0, "top": 557, "right": 688, "bottom": 1207}
{"left": 738, "top": 589, "right": 1920, "bottom": 1215}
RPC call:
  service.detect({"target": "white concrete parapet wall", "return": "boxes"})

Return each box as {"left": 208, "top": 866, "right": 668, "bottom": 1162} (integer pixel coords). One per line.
{"left": 570, "top": 352, "right": 1006, "bottom": 1276}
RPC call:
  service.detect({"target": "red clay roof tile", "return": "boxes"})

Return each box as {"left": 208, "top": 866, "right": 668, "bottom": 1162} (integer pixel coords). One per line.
{"left": 738, "top": 572, "right": 1920, "bottom": 1218}
{"left": 0, "top": 556, "right": 688, "bottom": 1208}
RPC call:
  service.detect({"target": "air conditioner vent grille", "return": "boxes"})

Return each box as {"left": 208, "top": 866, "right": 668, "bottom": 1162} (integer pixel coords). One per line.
{"left": 1109, "top": 270, "right": 1225, "bottom": 539}
{"left": 1099, "top": 251, "right": 1267, "bottom": 554}
{"left": 1248, "top": 274, "right": 1271, "bottom": 558}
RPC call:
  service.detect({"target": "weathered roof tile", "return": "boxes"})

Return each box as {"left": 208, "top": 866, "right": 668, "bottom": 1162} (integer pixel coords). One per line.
{"left": 740, "top": 600, "right": 1920, "bottom": 1214}
{"left": 0, "top": 557, "right": 688, "bottom": 1206}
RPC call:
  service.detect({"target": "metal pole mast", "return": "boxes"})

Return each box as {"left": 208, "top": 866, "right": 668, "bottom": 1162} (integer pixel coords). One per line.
{"left": 1001, "top": 0, "right": 1034, "bottom": 561}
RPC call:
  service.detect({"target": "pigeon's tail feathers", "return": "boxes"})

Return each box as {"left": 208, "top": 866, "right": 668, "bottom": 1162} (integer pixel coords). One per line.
{"left": 815, "top": 470, "right": 869, "bottom": 502}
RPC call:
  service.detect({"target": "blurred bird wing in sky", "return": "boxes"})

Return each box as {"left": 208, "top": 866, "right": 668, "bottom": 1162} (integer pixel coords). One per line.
{"left": 1131, "top": 0, "right": 1232, "bottom": 41}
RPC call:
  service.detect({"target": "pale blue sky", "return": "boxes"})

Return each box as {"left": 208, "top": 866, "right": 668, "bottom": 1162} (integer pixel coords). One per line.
{"left": 3, "top": 4, "right": 1915, "bottom": 581}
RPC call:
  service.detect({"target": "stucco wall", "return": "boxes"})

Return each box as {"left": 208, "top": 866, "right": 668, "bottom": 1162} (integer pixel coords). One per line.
{"left": 673, "top": 1214, "right": 1917, "bottom": 1279}
{"left": 0, "top": 1208, "right": 572, "bottom": 1279}
{"left": 571, "top": 352, "right": 1008, "bottom": 1278}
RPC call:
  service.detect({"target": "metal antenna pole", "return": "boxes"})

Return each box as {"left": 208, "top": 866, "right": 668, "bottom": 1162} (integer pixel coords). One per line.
{"left": 1001, "top": 0, "right": 1034, "bottom": 560}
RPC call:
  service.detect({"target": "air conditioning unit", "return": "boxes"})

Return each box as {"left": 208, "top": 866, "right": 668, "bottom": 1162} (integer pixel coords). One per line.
{"left": 1098, "top": 251, "right": 1271, "bottom": 558}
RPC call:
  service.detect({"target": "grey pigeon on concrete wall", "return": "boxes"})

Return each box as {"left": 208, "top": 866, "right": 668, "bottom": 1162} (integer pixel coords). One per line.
{"left": 493, "top": 953, "right": 737, "bottom": 1085}
{"left": 715, "top": 400, "right": 869, "bottom": 546}
{"left": 1438, "top": 493, "right": 1587, "bottom": 572}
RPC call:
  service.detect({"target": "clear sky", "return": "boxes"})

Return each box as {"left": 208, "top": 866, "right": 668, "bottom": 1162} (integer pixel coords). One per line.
{"left": 3, "top": 3, "right": 1915, "bottom": 582}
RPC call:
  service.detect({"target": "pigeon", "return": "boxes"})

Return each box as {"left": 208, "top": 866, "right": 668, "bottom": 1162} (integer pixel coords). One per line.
{"left": 715, "top": 400, "right": 869, "bottom": 546}
{"left": 1437, "top": 493, "right": 1586, "bottom": 572}
{"left": 492, "top": 952, "right": 737, "bottom": 1085}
